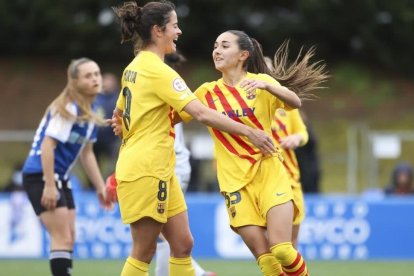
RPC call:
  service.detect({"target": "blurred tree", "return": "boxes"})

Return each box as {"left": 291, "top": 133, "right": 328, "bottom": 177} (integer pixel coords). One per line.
{"left": 1, "top": 0, "right": 414, "bottom": 75}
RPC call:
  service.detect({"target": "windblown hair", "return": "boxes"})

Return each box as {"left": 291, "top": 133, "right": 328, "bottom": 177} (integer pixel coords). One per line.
{"left": 47, "top": 58, "right": 105, "bottom": 125}
{"left": 228, "top": 30, "right": 329, "bottom": 100}
{"left": 269, "top": 40, "right": 329, "bottom": 100}
{"left": 113, "top": 0, "right": 176, "bottom": 55}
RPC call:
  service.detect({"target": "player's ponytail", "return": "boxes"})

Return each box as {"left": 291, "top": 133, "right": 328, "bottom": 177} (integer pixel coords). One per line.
{"left": 268, "top": 41, "right": 329, "bottom": 100}
{"left": 229, "top": 29, "right": 329, "bottom": 100}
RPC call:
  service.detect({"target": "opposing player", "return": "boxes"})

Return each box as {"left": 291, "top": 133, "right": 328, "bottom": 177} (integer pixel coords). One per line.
{"left": 22, "top": 57, "right": 113, "bottom": 276}
{"left": 110, "top": 2, "right": 275, "bottom": 276}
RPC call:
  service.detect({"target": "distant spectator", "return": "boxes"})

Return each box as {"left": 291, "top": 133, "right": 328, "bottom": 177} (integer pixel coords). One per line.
{"left": 385, "top": 162, "right": 413, "bottom": 195}
{"left": 3, "top": 162, "right": 24, "bottom": 192}
{"left": 93, "top": 72, "right": 121, "bottom": 178}
{"left": 3, "top": 162, "right": 27, "bottom": 243}
{"left": 294, "top": 109, "right": 321, "bottom": 193}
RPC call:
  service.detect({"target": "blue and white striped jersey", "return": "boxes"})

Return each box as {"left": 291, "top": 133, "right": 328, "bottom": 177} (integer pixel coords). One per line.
{"left": 22, "top": 102, "right": 98, "bottom": 180}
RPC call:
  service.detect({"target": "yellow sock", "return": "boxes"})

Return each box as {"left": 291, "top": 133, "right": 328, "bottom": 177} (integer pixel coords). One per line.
{"left": 121, "top": 256, "right": 149, "bottom": 276}
{"left": 271, "top": 242, "right": 308, "bottom": 276}
{"left": 169, "top": 256, "right": 195, "bottom": 276}
{"left": 257, "top": 253, "right": 284, "bottom": 276}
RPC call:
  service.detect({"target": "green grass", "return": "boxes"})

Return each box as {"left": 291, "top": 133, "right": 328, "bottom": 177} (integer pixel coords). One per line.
{"left": 1, "top": 259, "right": 414, "bottom": 276}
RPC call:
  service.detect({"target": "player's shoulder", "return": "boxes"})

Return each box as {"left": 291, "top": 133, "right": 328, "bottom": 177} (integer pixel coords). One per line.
{"left": 194, "top": 80, "right": 218, "bottom": 95}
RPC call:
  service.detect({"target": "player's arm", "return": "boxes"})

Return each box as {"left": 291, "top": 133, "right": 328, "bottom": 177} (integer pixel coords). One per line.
{"left": 240, "top": 78, "right": 301, "bottom": 108}
{"left": 79, "top": 143, "right": 113, "bottom": 209}
{"left": 183, "top": 99, "right": 275, "bottom": 155}
{"left": 279, "top": 110, "right": 309, "bottom": 149}
{"left": 40, "top": 136, "right": 59, "bottom": 210}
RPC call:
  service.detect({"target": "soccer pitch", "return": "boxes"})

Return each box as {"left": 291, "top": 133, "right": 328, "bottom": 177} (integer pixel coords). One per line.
{"left": 1, "top": 259, "right": 413, "bottom": 275}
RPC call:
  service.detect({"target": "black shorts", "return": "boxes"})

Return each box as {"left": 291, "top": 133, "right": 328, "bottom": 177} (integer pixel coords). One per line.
{"left": 23, "top": 173, "right": 75, "bottom": 215}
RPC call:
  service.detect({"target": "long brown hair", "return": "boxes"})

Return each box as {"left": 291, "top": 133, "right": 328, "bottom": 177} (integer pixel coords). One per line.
{"left": 228, "top": 30, "right": 329, "bottom": 100}
{"left": 113, "top": 0, "right": 176, "bottom": 55}
{"left": 47, "top": 58, "right": 105, "bottom": 125}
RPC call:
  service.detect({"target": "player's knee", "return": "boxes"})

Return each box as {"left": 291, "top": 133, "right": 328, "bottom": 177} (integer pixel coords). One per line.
{"left": 271, "top": 242, "right": 291, "bottom": 261}
{"left": 52, "top": 234, "right": 73, "bottom": 250}
{"left": 132, "top": 242, "right": 157, "bottom": 263}
{"left": 171, "top": 234, "right": 194, "bottom": 257}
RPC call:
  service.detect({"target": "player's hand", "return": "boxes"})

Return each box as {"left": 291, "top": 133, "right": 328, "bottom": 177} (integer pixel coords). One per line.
{"left": 279, "top": 134, "right": 302, "bottom": 149}
{"left": 106, "top": 109, "right": 123, "bottom": 138}
{"left": 105, "top": 173, "right": 118, "bottom": 203}
{"left": 97, "top": 189, "right": 114, "bottom": 210}
{"left": 246, "top": 128, "right": 275, "bottom": 155}
{"left": 41, "top": 183, "right": 59, "bottom": 210}
{"left": 240, "top": 79, "right": 269, "bottom": 94}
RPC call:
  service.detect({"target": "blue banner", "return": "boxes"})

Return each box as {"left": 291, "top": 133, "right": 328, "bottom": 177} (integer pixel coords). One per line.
{"left": 0, "top": 192, "right": 413, "bottom": 260}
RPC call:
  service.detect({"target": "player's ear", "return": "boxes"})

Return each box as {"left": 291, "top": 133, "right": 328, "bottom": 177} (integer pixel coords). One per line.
{"left": 239, "top": 50, "right": 250, "bottom": 62}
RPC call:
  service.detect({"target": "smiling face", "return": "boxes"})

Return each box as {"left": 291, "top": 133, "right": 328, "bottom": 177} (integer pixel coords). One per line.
{"left": 160, "top": 11, "right": 182, "bottom": 54}
{"left": 75, "top": 61, "right": 102, "bottom": 97}
{"left": 212, "top": 32, "right": 249, "bottom": 73}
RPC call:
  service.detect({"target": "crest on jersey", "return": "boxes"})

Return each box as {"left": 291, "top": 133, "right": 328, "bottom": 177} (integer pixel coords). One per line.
{"left": 157, "top": 202, "right": 165, "bottom": 214}
{"left": 246, "top": 89, "right": 256, "bottom": 100}
{"left": 173, "top": 78, "right": 187, "bottom": 92}
{"left": 230, "top": 206, "right": 236, "bottom": 218}
{"left": 277, "top": 108, "right": 286, "bottom": 117}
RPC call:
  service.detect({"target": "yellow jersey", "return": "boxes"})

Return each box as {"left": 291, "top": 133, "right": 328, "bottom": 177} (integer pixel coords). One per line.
{"left": 115, "top": 51, "right": 196, "bottom": 181}
{"left": 271, "top": 108, "right": 308, "bottom": 183}
{"left": 184, "top": 72, "right": 289, "bottom": 192}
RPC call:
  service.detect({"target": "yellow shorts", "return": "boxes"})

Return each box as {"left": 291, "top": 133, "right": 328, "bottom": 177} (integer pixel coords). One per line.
{"left": 292, "top": 180, "right": 305, "bottom": 225}
{"left": 223, "top": 156, "right": 294, "bottom": 229}
{"left": 117, "top": 174, "right": 187, "bottom": 224}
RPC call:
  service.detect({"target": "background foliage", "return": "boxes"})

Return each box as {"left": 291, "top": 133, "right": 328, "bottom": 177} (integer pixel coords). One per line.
{"left": 2, "top": 0, "right": 414, "bottom": 76}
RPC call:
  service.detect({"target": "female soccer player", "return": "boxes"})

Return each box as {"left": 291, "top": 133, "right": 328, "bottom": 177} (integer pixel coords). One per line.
{"left": 177, "top": 31, "right": 327, "bottom": 275}
{"left": 111, "top": 2, "right": 276, "bottom": 276}
{"left": 22, "top": 57, "right": 113, "bottom": 276}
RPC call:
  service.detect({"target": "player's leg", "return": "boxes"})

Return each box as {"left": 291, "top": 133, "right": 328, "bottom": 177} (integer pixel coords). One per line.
{"left": 291, "top": 182, "right": 305, "bottom": 249}
{"left": 117, "top": 177, "right": 168, "bottom": 276}
{"left": 122, "top": 217, "right": 163, "bottom": 276}
{"left": 258, "top": 158, "right": 307, "bottom": 275}
{"left": 24, "top": 174, "right": 74, "bottom": 276}
{"left": 156, "top": 234, "right": 216, "bottom": 276}
{"left": 237, "top": 225, "right": 284, "bottom": 276}
{"left": 292, "top": 224, "right": 300, "bottom": 249}
{"left": 224, "top": 181, "right": 284, "bottom": 276}
{"left": 162, "top": 211, "right": 195, "bottom": 276}
{"left": 161, "top": 174, "right": 195, "bottom": 276}
{"left": 41, "top": 207, "right": 74, "bottom": 276}
{"left": 267, "top": 201, "right": 308, "bottom": 276}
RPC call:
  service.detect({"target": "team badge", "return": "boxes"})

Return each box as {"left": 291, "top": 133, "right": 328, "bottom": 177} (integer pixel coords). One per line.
{"left": 246, "top": 89, "right": 256, "bottom": 100}
{"left": 277, "top": 108, "right": 286, "bottom": 117}
{"left": 157, "top": 202, "right": 165, "bottom": 214}
{"left": 230, "top": 206, "right": 236, "bottom": 218}
{"left": 172, "top": 78, "right": 187, "bottom": 92}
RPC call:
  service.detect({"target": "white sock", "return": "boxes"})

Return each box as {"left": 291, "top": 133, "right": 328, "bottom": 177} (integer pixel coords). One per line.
{"left": 192, "top": 258, "right": 207, "bottom": 276}
{"left": 156, "top": 241, "right": 170, "bottom": 276}
{"left": 156, "top": 240, "right": 207, "bottom": 276}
